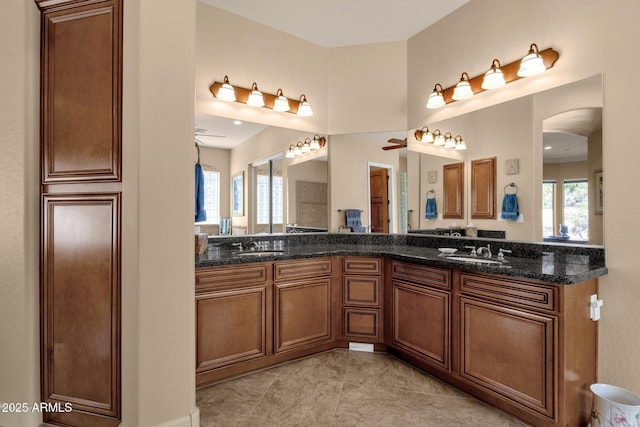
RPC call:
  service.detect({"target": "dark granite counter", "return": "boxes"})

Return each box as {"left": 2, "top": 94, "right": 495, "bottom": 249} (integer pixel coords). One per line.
{"left": 195, "top": 233, "right": 607, "bottom": 285}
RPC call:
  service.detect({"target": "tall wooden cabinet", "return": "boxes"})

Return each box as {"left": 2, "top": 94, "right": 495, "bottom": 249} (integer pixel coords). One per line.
{"left": 35, "top": 0, "right": 123, "bottom": 426}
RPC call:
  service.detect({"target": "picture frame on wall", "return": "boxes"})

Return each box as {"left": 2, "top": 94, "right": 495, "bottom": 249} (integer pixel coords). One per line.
{"left": 232, "top": 171, "right": 244, "bottom": 216}
{"left": 595, "top": 169, "right": 603, "bottom": 215}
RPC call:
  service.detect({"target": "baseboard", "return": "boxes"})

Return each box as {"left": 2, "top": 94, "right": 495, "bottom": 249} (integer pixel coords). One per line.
{"left": 154, "top": 407, "right": 199, "bottom": 427}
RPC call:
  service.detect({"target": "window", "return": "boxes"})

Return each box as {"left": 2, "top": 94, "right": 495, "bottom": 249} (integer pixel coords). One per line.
{"left": 563, "top": 179, "right": 588, "bottom": 240}
{"left": 197, "top": 170, "right": 220, "bottom": 224}
{"left": 256, "top": 175, "right": 283, "bottom": 225}
{"left": 542, "top": 181, "right": 556, "bottom": 237}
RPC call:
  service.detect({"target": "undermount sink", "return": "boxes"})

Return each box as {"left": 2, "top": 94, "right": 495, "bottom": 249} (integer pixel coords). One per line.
{"left": 235, "top": 250, "right": 285, "bottom": 257}
{"left": 444, "top": 256, "right": 502, "bottom": 265}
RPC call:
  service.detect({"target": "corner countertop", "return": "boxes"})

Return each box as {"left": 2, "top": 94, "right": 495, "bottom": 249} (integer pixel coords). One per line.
{"left": 195, "top": 234, "right": 607, "bottom": 285}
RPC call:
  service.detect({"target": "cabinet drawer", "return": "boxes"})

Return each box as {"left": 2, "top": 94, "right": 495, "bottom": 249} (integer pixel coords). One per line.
{"left": 391, "top": 261, "right": 451, "bottom": 289}
{"left": 274, "top": 257, "right": 332, "bottom": 281}
{"left": 196, "top": 264, "right": 268, "bottom": 292}
{"left": 343, "top": 308, "right": 381, "bottom": 341}
{"left": 460, "top": 273, "right": 556, "bottom": 312}
{"left": 343, "top": 256, "right": 381, "bottom": 275}
{"left": 343, "top": 275, "right": 381, "bottom": 307}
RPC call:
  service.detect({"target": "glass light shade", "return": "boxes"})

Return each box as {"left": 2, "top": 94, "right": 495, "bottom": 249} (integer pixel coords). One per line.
{"left": 434, "top": 132, "right": 445, "bottom": 146}
{"left": 518, "top": 45, "right": 546, "bottom": 77}
{"left": 452, "top": 80, "right": 473, "bottom": 100}
{"left": 247, "top": 89, "right": 265, "bottom": 107}
{"left": 444, "top": 136, "right": 456, "bottom": 149}
{"left": 422, "top": 130, "right": 434, "bottom": 143}
{"left": 293, "top": 144, "right": 302, "bottom": 156}
{"left": 297, "top": 95, "right": 313, "bottom": 116}
{"left": 285, "top": 147, "right": 295, "bottom": 158}
{"left": 217, "top": 83, "right": 236, "bottom": 101}
{"left": 482, "top": 60, "right": 506, "bottom": 90}
{"left": 301, "top": 140, "right": 311, "bottom": 153}
{"left": 454, "top": 136, "right": 467, "bottom": 150}
{"left": 426, "top": 91, "right": 445, "bottom": 109}
{"left": 273, "top": 89, "right": 290, "bottom": 112}
{"left": 310, "top": 137, "right": 320, "bottom": 150}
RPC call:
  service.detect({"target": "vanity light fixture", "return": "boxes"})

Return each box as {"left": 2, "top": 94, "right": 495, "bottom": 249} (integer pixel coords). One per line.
{"left": 293, "top": 142, "right": 303, "bottom": 156}
{"left": 452, "top": 72, "right": 474, "bottom": 100}
{"left": 285, "top": 145, "right": 296, "bottom": 158}
{"left": 301, "top": 138, "right": 311, "bottom": 153}
{"left": 481, "top": 59, "right": 506, "bottom": 90}
{"left": 426, "top": 84, "right": 446, "bottom": 109}
{"left": 414, "top": 126, "right": 434, "bottom": 143}
{"left": 273, "top": 89, "right": 291, "bottom": 112}
{"left": 297, "top": 94, "right": 313, "bottom": 117}
{"left": 517, "top": 43, "right": 546, "bottom": 77}
{"left": 309, "top": 134, "right": 321, "bottom": 150}
{"left": 454, "top": 135, "right": 467, "bottom": 150}
{"left": 210, "top": 79, "right": 313, "bottom": 116}
{"left": 216, "top": 75, "right": 236, "bottom": 102}
{"left": 246, "top": 82, "right": 265, "bottom": 107}
{"left": 285, "top": 135, "right": 326, "bottom": 159}
{"left": 424, "top": 44, "right": 559, "bottom": 109}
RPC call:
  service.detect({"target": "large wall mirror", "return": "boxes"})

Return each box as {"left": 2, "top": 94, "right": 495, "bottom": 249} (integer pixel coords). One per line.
{"left": 406, "top": 74, "right": 603, "bottom": 244}
{"left": 194, "top": 113, "right": 329, "bottom": 235}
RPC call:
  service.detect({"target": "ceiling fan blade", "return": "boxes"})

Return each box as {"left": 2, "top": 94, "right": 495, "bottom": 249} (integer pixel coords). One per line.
{"left": 382, "top": 145, "right": 405, "bottom": 150}
{"left": 387, "top": 138, "right": 407, "bottom": 145}
{"left": 195, "top": 132, "right": 225, "bottom": 138}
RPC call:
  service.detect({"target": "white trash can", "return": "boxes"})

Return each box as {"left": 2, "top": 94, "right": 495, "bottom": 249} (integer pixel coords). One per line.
{"left": 590, "top": 383, "right": 640, "bottom": 427}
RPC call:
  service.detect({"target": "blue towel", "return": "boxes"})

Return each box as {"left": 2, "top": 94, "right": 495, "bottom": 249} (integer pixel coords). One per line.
{"left": 501, "top": 193, "right": 519, "bottom": 220}
{"left": 195, "top": 164, "right": 207, "bottom": 222}
{"left": 425, "top": 198, "right": 437, "bottom": 220}
{"left": 344, "top": 209, "right": 366, "bottom": 232}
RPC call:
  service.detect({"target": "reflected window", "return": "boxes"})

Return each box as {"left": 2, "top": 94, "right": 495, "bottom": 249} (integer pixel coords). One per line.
{"left": 563, "top": 179, "right": 588, "bottom": 240}
{"left": 197, "top": 170, "right": 220, "bottom": 224}
{"left": 542, "top": 180, "right": 555, "bottom": 236}
{"left": 256, "top": 175, "right": 283, "bottom": 225}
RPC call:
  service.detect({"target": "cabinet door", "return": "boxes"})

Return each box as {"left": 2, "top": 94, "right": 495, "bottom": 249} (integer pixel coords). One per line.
{"left": 391, "top": 280, "right": 450, "bottom": 371}
{"left": 443, "top": 162, "right": 464, "bottom": 219}
{"left": 470, "top": 157, "right": 496, "bottom": 219}
{"left": 275, "top": 278, "right": 332, "bottom": 353}
{"left": 196, "top": 286, "right": 268, "bottom": 371}
{"left": 459, "top": 297, "right": 556, "bottom": 418}
{"left": 343, "top": 308, "right": 382, "bottom": 341}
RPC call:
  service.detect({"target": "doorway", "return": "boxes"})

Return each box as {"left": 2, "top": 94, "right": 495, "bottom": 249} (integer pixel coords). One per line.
{"left": 368, "top": 163, "right": 394, "bottom": 233}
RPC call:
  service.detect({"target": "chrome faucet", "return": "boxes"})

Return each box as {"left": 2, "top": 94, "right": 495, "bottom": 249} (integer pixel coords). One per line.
{"left": 465, "top": 246, "right": 477, "bottom": 257}
{"left": 497, "top": 248, "right": 512, "bottom": 261}
{"left": 477, "top": 244, "right": 492, "bottom": 258}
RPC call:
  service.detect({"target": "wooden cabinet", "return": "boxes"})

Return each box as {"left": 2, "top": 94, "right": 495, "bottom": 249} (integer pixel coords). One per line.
{"left": 456, "top": 272, "right": 597, "bottom": 427}
{"left": 274, "top": 258, "right": 334, "bottom": 353}
{"left": 36, "top": 0, "right": 123, "bottom": 425}
{"left": 470, "top": 157, "right": 497, "bottom": 219}
{"left": 342, "top": 257, "right": 383, "bottom": 343}
{"left": 390, "top": 262, "right": 451, "bottom": 371}
{"left": 443, "top": 162, "right": 464, "bottom": 219}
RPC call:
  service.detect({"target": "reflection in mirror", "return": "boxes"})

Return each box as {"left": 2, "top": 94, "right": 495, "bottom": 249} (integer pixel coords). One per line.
{"left": 194, "top": 113, "right": 328, "bottom": 235}
{"left": 542, "top": 108, "right": 602, "bottom": 244}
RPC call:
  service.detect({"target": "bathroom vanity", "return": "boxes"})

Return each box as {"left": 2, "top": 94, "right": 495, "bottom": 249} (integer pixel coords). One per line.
{"left": 195, "top": 233, "right": 606, "bottom": 427}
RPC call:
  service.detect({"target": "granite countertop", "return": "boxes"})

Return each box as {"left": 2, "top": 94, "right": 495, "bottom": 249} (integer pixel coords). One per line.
{"left": 195, "top": 234, "right": 608, "bottom": 285}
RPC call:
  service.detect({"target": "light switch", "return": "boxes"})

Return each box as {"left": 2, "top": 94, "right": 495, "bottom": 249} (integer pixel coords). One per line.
{"left": 590, "top": 294, "right": 604, "bottom": 321}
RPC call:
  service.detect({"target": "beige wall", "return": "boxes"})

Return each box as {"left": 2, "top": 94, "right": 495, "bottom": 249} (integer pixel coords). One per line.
{"left": 588, "top": 129, "right": 603, "bottom": 244}
{"left": 408, "top": 0, "right": 640, "bottom": 394}
{"left": 287, "top": 159, "right": 328, "bottom": 226}
{"left": 0, "top": 1, "right": 40, "bottom": 426}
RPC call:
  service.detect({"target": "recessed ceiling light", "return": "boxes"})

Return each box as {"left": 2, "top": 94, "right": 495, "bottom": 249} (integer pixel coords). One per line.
{"left": 233, "top": 120, "right": 242, "bottom": 125}
{"left": 544, "top": 146, "right": 552, "bottom": 150}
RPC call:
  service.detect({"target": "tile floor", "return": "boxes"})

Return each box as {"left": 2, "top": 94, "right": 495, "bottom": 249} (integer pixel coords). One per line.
{"left": 197, "top": 349, "right": 529, "bottom": 426}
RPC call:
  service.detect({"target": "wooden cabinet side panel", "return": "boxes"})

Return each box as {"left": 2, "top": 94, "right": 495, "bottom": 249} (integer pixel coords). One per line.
{"left": 274, "top": 278, "right": 332, "bottom": 353}
{"left": 443, "top": 162, "right": 464, "bottom": 219}
{"left": 470, "top": 157, "right": 497, "bottom": 220}
{"left": 392, "top": 280, "right": 450, "bottom": 371}
{"left": 42, "top": 0, "right": 122, "bottom": 183}
{"left": 196, "top": 286, "right": 268, "bottom": 371}
{"left": 41, "top": 194, "right": 121, "bottom": 418}
{"left": 459, "top": 296, "right": 556, "bottom": 418}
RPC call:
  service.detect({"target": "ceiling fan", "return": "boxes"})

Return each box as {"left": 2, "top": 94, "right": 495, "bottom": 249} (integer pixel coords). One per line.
{"left": 194, "top": 126, "right": 225, "bottom": 138}
{"left": 382, "top": 138, "right": 407, "bottom": 150}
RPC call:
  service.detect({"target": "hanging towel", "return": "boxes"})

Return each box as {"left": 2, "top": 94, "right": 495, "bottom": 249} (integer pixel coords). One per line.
{"left": 344, "top": 209, "right": 366, "bottom": 233}
{"left": 195, "top": 163, "right": 207, "bottom": 222}
{"left": 425, "top": 198, "right": 438, "bottom": 220}
{"left": 501, "top": 193, "right": 519, "bottom": 221}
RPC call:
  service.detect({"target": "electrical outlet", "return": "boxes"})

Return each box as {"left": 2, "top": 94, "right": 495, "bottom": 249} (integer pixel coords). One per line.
{"left": 590, "top": 294, "right": 604, "bottom": 321}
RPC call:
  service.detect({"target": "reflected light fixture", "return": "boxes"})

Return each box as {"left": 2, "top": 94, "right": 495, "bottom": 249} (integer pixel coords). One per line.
{"left": 433, "top": 129, "right": 445, "bottom": 146}
{"left": 309, "top": 134, "right": 326, "bottom": 150}
{"left": 452, "top": 72, "right": 474, "bottom": 100}
{"left": 297, "top": 94, "right": 313, "bottom": 117}
{"left": 246, "top": 82, "right": 265, "bottom": 107}
{"left": 273, "top": 89, "right": 291, "bottom": 112}
{"left": 517, "top": 43, "right": 546, "bottom": 77}
{"left": 293, "top": 142, "right": 303, "bottom": 156}
{"left": 216, "top": 75, "right": 236, "bottom": 101}
{"left": 414, "top": 126, "right": 434, "bottom": 143}
{"left": 444, "top": 132, "right": 456, "bottom": 148}
{"left": 426, "top": 84, "right": 446, "bottom": 109}
{"left": 285, "top": 145, "right": 296, "bottom": 158}
{"left": 481, "top": 59, "right": 506, "bottom": 90}
{"left": 301, "top": 139, "right": 311, "bottom": 153}
{"left": 454, "top": 135, "right": 467, "bottom": 150}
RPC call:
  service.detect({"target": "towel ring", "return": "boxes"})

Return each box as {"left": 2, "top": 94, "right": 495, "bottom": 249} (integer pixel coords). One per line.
{"left": 426, "top": 189, "right": 436, "bottom": 199}
{"left": 504, "top": 182, "right": 518, "bottom": 194}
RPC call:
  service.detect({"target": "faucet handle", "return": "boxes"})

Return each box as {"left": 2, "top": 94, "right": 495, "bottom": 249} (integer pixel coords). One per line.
{"left": 497, "top": 248, "right": 512, "bottom": 261}
{"left": 464, "top": 246, "right": 477, "bottom": 257}
{"left": 231, "top": 242, "right": 243, "bottom": 251}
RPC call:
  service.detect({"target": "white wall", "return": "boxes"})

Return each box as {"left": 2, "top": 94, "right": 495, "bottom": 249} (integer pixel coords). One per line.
{"left": 408, "top": 0, "right": 640, "bottom": 394}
